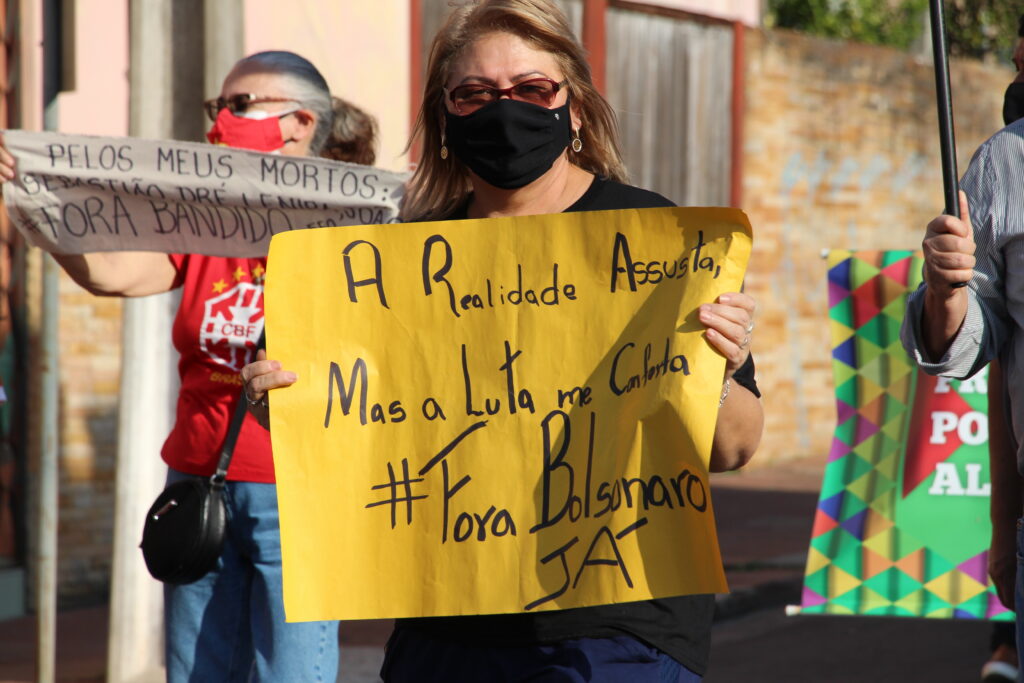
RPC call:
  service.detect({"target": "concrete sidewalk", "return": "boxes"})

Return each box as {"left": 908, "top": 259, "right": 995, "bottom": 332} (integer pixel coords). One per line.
{"left": 0, "top": 455, "right": 824, "bottom": 683}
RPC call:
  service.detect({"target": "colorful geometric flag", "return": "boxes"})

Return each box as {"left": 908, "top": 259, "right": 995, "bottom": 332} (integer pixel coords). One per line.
{"left": 800, "top": 250, "right": 1010, "bottom": 620}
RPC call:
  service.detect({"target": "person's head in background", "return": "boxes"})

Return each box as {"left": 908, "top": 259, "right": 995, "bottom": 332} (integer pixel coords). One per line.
{"left": 1002, "top": 14, "right": 1024, "bottom": 125}
{"left": 402, "top": 0, "right": 625, "bottom": 221}
{"left": 206, "top": 50, "right": 377, "bottom": 164}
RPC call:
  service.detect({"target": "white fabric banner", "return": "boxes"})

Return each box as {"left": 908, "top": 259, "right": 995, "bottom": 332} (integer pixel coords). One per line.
{"left": 1, "top": 130, "right": 406, "bottom": 257}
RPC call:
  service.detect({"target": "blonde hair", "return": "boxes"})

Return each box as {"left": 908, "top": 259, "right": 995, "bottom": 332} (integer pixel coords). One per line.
{"left": 401, "top": 0, "right": 627, "bottom": 221}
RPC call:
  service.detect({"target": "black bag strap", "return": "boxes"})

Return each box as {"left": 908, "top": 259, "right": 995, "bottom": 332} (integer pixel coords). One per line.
{"left": 210, "top": 330, "right": 266, "bottom": 490}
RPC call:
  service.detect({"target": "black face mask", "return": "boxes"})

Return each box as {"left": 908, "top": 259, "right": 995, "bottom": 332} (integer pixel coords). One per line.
{"left": 1004, "top": 82, "right": 1024, "bottom": 126}
{"left": 444, "top": 98, "right": 572, "bottom": 189}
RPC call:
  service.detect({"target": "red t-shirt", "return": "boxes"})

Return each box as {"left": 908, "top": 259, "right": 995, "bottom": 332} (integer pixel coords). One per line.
{"left": 160, "top": 253, "right": 274, "bottom": 482}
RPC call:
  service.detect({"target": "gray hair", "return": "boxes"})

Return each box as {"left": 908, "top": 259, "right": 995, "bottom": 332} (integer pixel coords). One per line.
{"left": 234, "top": 51, "right": 334, "bottom": 155}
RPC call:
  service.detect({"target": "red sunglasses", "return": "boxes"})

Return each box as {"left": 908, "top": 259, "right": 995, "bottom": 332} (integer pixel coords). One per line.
{"left": 446, "top": 78, "right": 568, "bottom": 114}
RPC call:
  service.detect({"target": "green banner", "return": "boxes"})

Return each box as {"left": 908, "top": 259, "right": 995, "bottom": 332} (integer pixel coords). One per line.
{"left": 800, "top": 249, "right": 1009, "bottom": 619}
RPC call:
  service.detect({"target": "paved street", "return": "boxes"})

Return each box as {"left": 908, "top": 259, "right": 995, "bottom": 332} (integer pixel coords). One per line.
{"left": 707, "top": 607, "right": 993, "bottom": 682}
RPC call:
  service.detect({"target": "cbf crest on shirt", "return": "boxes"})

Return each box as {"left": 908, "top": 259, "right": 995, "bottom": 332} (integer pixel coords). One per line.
{"left": 199, "top": 263, "right": 266, "bottom": 371}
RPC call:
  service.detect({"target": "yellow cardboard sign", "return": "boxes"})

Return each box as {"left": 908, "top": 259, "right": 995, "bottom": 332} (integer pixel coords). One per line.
{"left": 266, "top": 207, "right": 752, "bottom": 621}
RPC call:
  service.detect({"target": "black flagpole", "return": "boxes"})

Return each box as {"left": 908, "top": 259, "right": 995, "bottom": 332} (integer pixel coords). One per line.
{"left": 930, "top": 0, "right": 965, "bottom": 287}
{"left": 930, "top": 0, "right": 959, "bottom": 215}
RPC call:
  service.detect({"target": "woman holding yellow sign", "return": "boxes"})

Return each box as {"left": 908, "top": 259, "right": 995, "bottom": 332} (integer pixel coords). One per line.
{"left": 243, "top": 1, "right": 763, "bottom": 680}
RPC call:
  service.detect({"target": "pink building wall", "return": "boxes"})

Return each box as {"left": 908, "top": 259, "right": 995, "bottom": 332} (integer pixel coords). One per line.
{"left": 56, "top": 1, "right": 129, "bottom": 135}
{"left": 244, "top": 0, "right": 412, "bottom": 172}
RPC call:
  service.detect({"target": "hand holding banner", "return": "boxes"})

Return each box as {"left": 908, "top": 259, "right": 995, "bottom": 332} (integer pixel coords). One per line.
{"left": 265, "top": 206, "right": 752, "bottom": 621}
{"left": 1, "top": 130, "right": 406, "bottom": 257}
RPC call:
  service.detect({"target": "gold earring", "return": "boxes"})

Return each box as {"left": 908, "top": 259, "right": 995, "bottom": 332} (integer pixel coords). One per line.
{"left": 440, "top": 133, "right": 449, "bottom": 160}
{"left": 571, "top": 129, "right": 583, "bottom": 153}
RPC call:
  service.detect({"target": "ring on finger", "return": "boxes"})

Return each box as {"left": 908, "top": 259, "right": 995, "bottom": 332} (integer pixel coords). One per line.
{"left": 740, "top": 334, "right": 751, "bottom": 348}
{"left": 745, "top": 321, "right": 755, "bottom": 334}
{"left": 245, "top": 385, "right": 269, "bottom": 409}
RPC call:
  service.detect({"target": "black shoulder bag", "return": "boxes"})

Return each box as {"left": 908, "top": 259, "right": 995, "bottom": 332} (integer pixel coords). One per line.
{"left": 139, "top": 383, "right": 250, "bottom": 584}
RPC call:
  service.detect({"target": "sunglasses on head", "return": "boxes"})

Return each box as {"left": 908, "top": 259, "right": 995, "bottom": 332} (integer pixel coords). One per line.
{"left": 446, "top": 78, "right": 568, "bottom": 115}
{"left": 203, "top": 94, "right": 301, "bottom": 122}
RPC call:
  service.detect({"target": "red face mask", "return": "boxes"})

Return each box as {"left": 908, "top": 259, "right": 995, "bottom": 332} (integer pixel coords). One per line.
{"left": 206, "top": 107, "right": 296, "bottom": 152}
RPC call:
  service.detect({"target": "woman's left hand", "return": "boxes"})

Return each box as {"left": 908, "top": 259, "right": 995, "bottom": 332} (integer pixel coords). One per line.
{"left": 699, "top": 291, "right": 756, "bottom": 380}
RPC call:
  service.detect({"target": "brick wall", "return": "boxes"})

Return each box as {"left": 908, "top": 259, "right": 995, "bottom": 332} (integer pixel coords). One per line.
{"left": 741, "top": 28, "right": 1011, "bottom": 465}
{"left": 56, "top": 273, "right": 121, "bottom": 604}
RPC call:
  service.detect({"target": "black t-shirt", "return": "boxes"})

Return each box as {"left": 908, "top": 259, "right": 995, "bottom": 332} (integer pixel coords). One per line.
{"left": 396, "top": 176, "right": 760, "bottom": 676}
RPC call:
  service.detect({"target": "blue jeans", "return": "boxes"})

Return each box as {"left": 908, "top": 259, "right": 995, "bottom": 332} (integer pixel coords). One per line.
{"left": 164, "top": 470, "right": 339, "bottom": 682}
{"left": 382, "top": 626, "right": 702, "bottom": 682}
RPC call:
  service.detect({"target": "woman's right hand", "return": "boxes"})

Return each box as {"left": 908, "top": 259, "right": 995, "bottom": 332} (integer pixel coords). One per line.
{"left": 240, "top": 349, "right": 297, "bottom": 430}
{"left": 0, "top": 132, "right": 15, "bottom": 182}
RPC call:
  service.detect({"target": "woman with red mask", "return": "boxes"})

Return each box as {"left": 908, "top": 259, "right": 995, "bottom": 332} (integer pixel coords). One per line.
{"left": 0, "top": 50, "right": 376, "bottom": 682}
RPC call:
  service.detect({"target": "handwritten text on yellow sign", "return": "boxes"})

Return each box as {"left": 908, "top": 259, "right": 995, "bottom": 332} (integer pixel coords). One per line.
{"left": 266, "top": 207, "right": 752, "bottom": 621}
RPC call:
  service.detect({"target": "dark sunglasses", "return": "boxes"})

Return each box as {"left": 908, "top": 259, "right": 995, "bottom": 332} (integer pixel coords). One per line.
{"left": 446, "top": 78, "right": 568, "bottom": 115}
{"left": 203, "top": 94, "right": 301, "bottom": 122}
